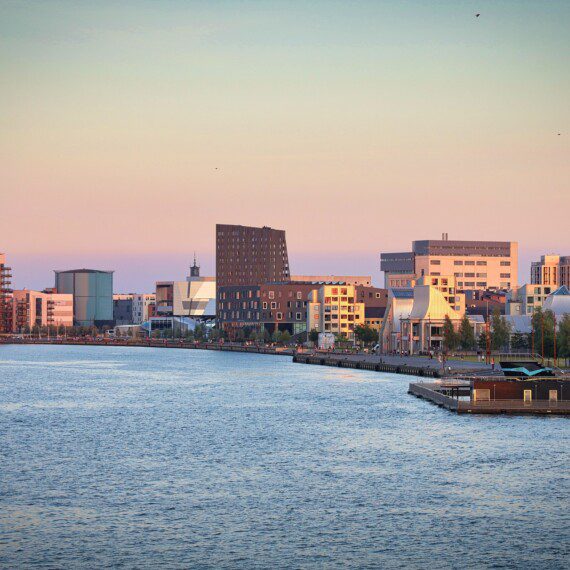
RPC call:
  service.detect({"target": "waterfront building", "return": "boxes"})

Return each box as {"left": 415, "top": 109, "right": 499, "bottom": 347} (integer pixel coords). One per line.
{"left": 216, "top": 224, "right": 290, "bottom": 319}
{"left": 380, "top": 236, "right": 518, "bottom": 292}
{"left": 531, "top": 254, "right": 570, "bottom": 288}
{"left": 156, "top": 280, "right": 215, "bottom": 319}
{"left": 259, "top": 282, "right": 316, "bottom": 336}
{"left": 0, "top": 253, "right": 12, "bottom": 334}
{"left": 54, "top": 269, "right": 114, "bottom": 327}
{"left": 132, "top": 293, "right": 156, "bottom": 324}
{"left": 307, "top": 284, "right": 365, "bottom": 341}
{"left": 11, "top": 289, "right": 73, "bottom": 331}
{"left": 291, "top": 275, "right": 372, "bottom": 286}
{"left": 380, "top": 275, "right": 479, "bottom": 354}
{"left": 113, "top": 294, "right": 135, "bottom": 326}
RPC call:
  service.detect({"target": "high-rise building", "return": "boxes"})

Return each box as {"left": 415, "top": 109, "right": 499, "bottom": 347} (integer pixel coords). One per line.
{"left": 0, "top": 253, "right": 12, "bottom": 334}
{"left": 54, "top": 269, "right": 114, "bottom": 327}
{"left": 531, "top": 254, "right": 570, "bottom": 288}
{"left": 380, "top": 236, "right": 518, "bottom": 292}
{"left": 216, "top": 224, "right": 290, "bottom": 318}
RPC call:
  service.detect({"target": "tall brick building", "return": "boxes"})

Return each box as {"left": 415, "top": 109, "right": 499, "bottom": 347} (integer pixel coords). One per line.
{"left": 216, "top": 224, "right": 290, "bottom": 320}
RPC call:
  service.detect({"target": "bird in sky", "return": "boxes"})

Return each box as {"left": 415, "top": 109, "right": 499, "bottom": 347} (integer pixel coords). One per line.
{"left": 476, "top": 13, "right": 480, "bottom": 17}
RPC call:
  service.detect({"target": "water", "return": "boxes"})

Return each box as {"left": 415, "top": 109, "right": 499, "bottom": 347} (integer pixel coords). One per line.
{"left": 0, "top": 345, "right": 568, "bottom": 569}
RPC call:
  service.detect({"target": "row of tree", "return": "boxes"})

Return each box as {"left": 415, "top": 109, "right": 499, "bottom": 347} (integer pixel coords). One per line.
{"left": 441, "top": 308, "right": 570, "bottom": 359}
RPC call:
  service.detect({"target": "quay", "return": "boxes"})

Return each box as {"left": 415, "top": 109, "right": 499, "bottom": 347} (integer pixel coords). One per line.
{"left": 292, "top": 353, "right": 443, "bottom": 378}
{"left": 408, "top": 380, "right": 570, "bottom": 415}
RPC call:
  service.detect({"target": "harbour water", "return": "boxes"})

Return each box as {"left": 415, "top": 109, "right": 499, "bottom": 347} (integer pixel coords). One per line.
{"left": 1, "top": 345, "right": 568, "bottom": 569}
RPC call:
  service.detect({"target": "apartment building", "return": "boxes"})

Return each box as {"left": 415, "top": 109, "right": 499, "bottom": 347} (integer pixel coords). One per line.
{"left": 531, "top": 254, "right": 570, "bottom": 288}
{"left": 132, "top": 294, "right": 156, "bottom": 324}
{"left": 0, "top": 253, "right": 12, "bottom": 333}
{"left": 216, "top": 224, "right": 290, "bottom": 319}
{"left": 380, "top": 237, "right": 518, "bottom": 291}
{"left": 506, "top": 284, "right": 557, "bottom": 316}
{"left": 12, "top": 289, "right": 73, "bottom": 332}
{"left": 307, "top": 284, "right": 365, "bottom": 341}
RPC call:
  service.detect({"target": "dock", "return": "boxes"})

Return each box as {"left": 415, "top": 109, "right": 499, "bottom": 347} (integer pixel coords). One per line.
{"left": 408, "top": 381, "right": 570, "bottom": 415}
{"left": 292, "top": 353, "right": 442, "bottom": 378}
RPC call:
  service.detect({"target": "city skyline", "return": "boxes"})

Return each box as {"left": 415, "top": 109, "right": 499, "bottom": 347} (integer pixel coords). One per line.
{"left": 2, "top": 1, "right": 568, "bottom": 291}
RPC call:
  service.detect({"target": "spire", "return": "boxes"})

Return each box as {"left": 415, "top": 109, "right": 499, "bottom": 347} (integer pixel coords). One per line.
{"left": 190, "top": 253, "right": 200, "bottom": 278}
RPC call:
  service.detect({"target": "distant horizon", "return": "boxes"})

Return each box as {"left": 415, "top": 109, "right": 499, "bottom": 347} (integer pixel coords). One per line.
{"left": 5, "top": 244, "right": 559, "bottom": 294}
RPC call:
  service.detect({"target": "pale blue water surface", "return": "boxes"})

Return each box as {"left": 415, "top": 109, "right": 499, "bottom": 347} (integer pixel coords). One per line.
{"left": 0, "top": 345, "right": 568, "bottom": 569}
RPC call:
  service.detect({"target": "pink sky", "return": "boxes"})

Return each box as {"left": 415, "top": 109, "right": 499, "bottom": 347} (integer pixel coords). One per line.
{"left": 2, "top": 2, "right": 569, "bottom": 291}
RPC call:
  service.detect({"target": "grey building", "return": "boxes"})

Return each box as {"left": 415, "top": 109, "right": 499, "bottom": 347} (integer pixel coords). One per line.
{"left": 113, "top": 297, "right": 134, "bottom": 326}
{"left": 55, "top": 269, "right": 114, "bottom": 327}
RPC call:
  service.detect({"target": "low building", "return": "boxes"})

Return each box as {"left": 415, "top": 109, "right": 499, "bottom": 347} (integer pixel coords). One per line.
{"left": 156, "top": 261, "right": 215, "bottom": 320}
{"left": 11, "top": 289, "right": 73, "bottom": 331}
{"left": 542, "top": 286, "right": 570, "bottom": 319}
{"left": 113, "top": 294, "right": 134, "bottom": 326}
{"left": 132, "top": 293, "right": 156, "bottom": 324}
{"left": 506, "top": 284, "right": 556, "bottom": 316}
{"left": 380, "top": 275, "right": 481, "bottom": 354}
{"left": 307, "top": 284, "right": 365, "bottom": 341}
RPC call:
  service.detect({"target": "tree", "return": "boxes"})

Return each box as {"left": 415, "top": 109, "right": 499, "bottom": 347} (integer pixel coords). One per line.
{"left": 510, "top": 332, "right": 529, "bottom": 351}
{"left": 234, "top": 328, "right": 245, "bottom": 342}
{"left": 308, "top": 329, "right": 319, "bottom": 344}
{"left": 354, "top": 324, "right": 378, "bottom": 345}
{"left": 477, "top": 331, "right": 488, "bottom": 351}
{"left": 458, "top": 315, "right": 476, "bottom": 350}
{"left": 490, "top": 308, "right": 510, "bottom": 351}
{"left": 281, "top": 330, "right": 291, "bottom": 344}
{"left": 558, "top": 314, "right": 570, "bottom": 363}
{"left": 272, "top": 329, "right": 282, "bottom": 343}
{"left": 531, "top": 308, "right": 556, "bottom": 358}
{"left": 442, "top": 315, "right": 459, "bottom": 352}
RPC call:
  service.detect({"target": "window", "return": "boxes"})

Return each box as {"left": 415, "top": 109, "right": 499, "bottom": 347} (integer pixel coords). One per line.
{"left": 296, "top": 312, "right": 302, "bottom": 320}
{"left": 276, "top": 312, "right": 282, "bottom": 320}
{"left": 465, "top": 261, "right": 475, "bottom": 266}
{"left": 476, "top": 273, "right": 487, "bottom": 278}
{"left": 262, "top": 302, "right": 267, "bottom": 309}
{"left": 476, "top": 261, "right": 487, "bottom": 266}
{"left": 500, "top": 261, "right": 511, "bottom": 266}
{"left": 500, "top": 273, "right": 510, "bottom": 278}
{"left": 296, "top": 292, "right": 302, "bottom": 299}
{"left": 430, "top": 260, "right": 441, "bottom": 265}
{"left": 269, "top": 291, "right": 274, "bottom": 299}
{"left": 454, "top": 260, "right": 463, "bottom": 266}
{"left": 454, "top": 273, "right": 463, "bottom": 277}
{"left": 465, "top": 273, "right": 475, "bottom": 278}
{"left": 271, "top": 302, "right": 277, "bottom": 309}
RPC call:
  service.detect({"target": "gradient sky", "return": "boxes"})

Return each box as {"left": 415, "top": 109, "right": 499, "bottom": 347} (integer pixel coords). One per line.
{"left": 1, "top": 0, "right": 569, "bottom": 292}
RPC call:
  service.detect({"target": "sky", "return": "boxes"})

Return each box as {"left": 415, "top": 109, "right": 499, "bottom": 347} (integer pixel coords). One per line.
{"left": 1, "top": 0, "right": 569, "bottom": 292}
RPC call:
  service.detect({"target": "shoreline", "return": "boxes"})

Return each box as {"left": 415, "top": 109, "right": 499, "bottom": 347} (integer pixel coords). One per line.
{"left": 1, "top": 338, "right": 445, "bottom": 378}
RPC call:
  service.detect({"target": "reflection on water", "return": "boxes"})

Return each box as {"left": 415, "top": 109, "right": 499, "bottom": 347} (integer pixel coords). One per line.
{"left": 0, "top": 344, "right": 568, "bottom": 569}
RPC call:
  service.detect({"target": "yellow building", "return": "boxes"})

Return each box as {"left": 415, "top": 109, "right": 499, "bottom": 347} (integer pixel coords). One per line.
{"left": 307, "top": 284, "right": 365, "bottom": 341}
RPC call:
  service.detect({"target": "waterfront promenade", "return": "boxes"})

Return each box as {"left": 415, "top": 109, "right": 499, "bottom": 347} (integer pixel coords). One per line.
{"left": 0, "top": 337, "right": 494, "bottom": 376}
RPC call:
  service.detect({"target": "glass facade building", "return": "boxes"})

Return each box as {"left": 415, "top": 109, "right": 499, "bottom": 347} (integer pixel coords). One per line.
{"left": 55, "top": 269, "right": 114, "bottom": 327}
